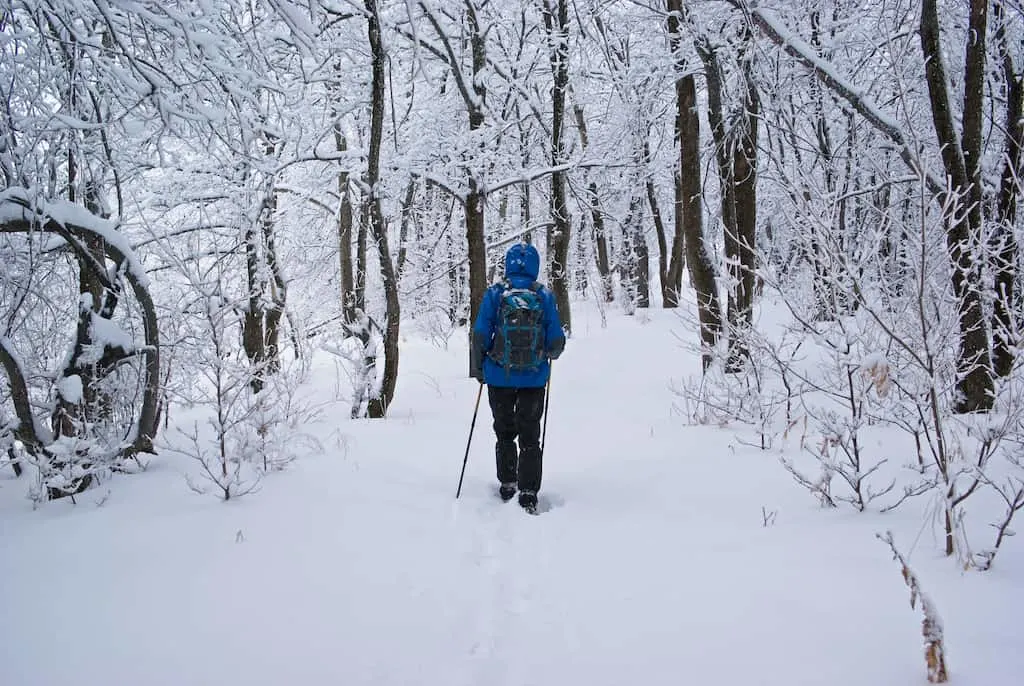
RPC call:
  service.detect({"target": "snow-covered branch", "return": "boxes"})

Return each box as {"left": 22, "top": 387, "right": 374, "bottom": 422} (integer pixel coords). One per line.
{"left": 0, "top": 336, "right": 53, "bottom": 449}
{"left": 734, "top": 1, "right": 946, "bottom": 197}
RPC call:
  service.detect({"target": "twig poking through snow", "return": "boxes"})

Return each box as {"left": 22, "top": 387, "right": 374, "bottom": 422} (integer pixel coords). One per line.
{"left": 878, "top": 531, "right": 949, "bottom": 683}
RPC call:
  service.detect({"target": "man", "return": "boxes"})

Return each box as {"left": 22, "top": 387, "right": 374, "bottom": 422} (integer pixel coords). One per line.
{"left": 470, "top": 243, "right": 565, "bottom": 512}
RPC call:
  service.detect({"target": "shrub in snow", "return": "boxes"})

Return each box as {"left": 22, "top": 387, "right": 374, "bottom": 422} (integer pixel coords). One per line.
{"left": 166, "top": 285, "right": 317, "bottom": 501}
{"left": 674, "top": 188, "right": 1024, "bottom": 567}
{"left": 671, "top": 319, "right": 800, "bottom": 452}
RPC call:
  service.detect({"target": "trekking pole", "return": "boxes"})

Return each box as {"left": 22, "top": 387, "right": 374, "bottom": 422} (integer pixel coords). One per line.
{"left": 541, "top": 363, "right": 552, "bottom": 455}
{"left": 456, "top": 382, "right": 485, "bottom": 499}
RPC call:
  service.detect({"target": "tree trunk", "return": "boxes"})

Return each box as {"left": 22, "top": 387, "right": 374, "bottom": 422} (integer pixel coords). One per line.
{"left": 365, "top": 0, "right": 400, "bottom": 419}
{"left": 571, "top": 99, "right": 614, "bottom": 302}
{"left": 334, "top": 125, "right": 357, "bottom": 324}
{"left": 635, "top": 222, "right": 651, "bottom": 309}
{"left": 662, "top": 0, "right": 689, "bottom": 308}
{"left": 992, "top": 0, "right": 1023, "bottom": 378}
{"left": 543, "top": 0, "right": 572, "bottom": 334}
{"left": 621, "top": 194, "right": 642, "bottom": 314}
{"left": 57, "top": 49, "right": 109, "bottom": 465}
{"left": 356, "top": 187, "right": 369, "bottom": 315}
{"left": 396, "top": 179, "right": 416, "bottom": 281}
{"left": 696, "top": 36, "right": 759, "bottom": 370}
{"left": 730, "top": 67, "right": 760, "bottom": 369}
{"left": 574, "top": 222, "right": 589, "bottom": 294}
{"left": 516, "top": 100, "right": 534, "bottom": 244}
{"left": 921, "top": 0, "right": 994, "bottom": 412}
{"left": 590, "top": 182, "right": 615, "bottom": 302}
{"left": 259, "top": 160, "right": 287, "bottom": 373}
{"left": 678, "top": 69, "right": 721, "bottom": 370}
{"left": 241, "top": 220, "right": 266, "bottom": 394}
{"left": 465, "top": 184, "right": 486, "bottom": 327}
{"left": 0, "top": 338, "right": 36, "bottom": 476}
{"left": 645, "top": 141, "right": 670, "bottom": 307}
{"left": 464, "top": 1, "right": 488, "bottom": 333}
{"left": 1, "top": 337, "right": 48, "bottom": 466}
{"left": 666, "top": 175, "right": 685, "bottom": 305}
{"left": 448, "top": 229, "right": 461, "bottom": 324}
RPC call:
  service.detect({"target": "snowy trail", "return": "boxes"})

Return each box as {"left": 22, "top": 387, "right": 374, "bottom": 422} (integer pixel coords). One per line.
{"left": 458, "top": 496, "right": 516, "bottom": 686}
{"left": 1, "top": 303, "right": 1022, "bottom": 685}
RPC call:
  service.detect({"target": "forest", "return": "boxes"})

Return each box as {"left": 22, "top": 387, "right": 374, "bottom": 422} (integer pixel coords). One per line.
{"left": 1, "top": 0, "right": 1023, "bottom": 578}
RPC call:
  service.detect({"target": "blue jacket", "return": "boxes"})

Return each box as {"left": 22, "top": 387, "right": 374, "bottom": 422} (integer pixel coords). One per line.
{"left": 471, "top": 244, "right": 565, "bottom": 388}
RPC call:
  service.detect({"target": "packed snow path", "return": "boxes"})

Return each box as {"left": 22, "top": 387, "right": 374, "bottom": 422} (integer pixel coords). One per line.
{"left": 1, "top": 304, "right": 1021, "bottom": 685}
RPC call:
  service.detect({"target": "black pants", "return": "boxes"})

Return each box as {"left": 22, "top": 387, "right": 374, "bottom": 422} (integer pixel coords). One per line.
{"left": 487, "top": 385, "right": 545, "bottom": 493}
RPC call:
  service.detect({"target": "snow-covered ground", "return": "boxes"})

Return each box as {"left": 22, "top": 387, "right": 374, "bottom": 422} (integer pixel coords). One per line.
{"left": 1, "top": 301, "right": 1021, "bottom": 685}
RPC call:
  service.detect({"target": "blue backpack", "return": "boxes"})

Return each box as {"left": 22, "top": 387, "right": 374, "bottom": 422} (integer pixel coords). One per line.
{"left": 489, "top": 282, "right": 545, "bottom": 372}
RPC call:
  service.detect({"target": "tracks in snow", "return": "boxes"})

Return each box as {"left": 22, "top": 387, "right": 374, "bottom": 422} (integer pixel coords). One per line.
{"left": 455, "top": 496, "right": 545, "bottom": 686}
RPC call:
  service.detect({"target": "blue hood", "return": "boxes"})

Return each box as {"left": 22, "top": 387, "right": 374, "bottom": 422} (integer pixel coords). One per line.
{"left": 505, "top": 243, "right": 539, "bottom": 285}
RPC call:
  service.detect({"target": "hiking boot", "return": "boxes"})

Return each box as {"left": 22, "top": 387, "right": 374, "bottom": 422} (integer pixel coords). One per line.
{"left": 518, "top": 490, "right": 538, "bottom": 512}
{"left": 499, "top": 482, "right": 517, "bottom": 501}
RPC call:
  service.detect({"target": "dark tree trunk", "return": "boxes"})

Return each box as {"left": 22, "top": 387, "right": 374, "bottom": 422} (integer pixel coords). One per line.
{"left": 652, "top": 178, "right": 668, "bottom": 304}
{"left": 696, "top": 36, "right": 759, "bottom": 370}
{"left": 50, "top": 164, "right": 106, "bottom": 495}
{"left": 238, "top": 148, "right": 288, "bottom": 387}
{"left": 730, "top": 68, "right": 760, "bottom": 369}
{"left": 543, "top": 0, "right": 572, "bottom": 333}
{"left": 645, "top": 140, "right": 671, "bottom": 307}
{"left": 464, "top": 1, "right": 488, "bottom": 333}
{"left": 669, "top": 0, "right": 721, "bottom": 367}
{"left": 635, "top": 223, "right": 651, "bottom": 310}
{"left": 678, "top": 69, "right": 721, "bottom": 370}
{"left": 662, "top": 1, "right": 689, "bottom": 308}
{"left": 334, "top": 125, "right": 357, "bottom": 324}
{"left": 921, "top": 0, "right": 994, "bottom": 412}
{"left": 571, "top": 100, "right": 614, "bottom": 302}
{"left": 465, "top": 185, "right": 486, "bottom": 327}
{"left": 1, "top": 337, "right": 45, "bottom": 466}
{"left": 59, "top": 90, "right": 107, "bottom": 444}
{"left": 590, "top": 182, "right": 614, "bottom": 302}
{"left": 259, "top": 163, "right": 287, "bottom": 373}
{"left": 365, "top": 0, "right": 400, "bottom": 419}
{"left": 666, "top": 176, "right": 685, "bottom": 305}
{"left": 241, "top": 221, "right": 266, "bottom": 394}
{"left": 356, "top": 189, "right": 369, "bottom": 315}
{"left": 993, "top": 0, "right": 1023, "bottom": 378}
{"left": 396, "top": 179, "right": 416, "bottom": 281}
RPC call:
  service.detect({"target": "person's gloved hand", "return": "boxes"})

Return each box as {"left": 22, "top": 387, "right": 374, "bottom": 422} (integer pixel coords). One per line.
{"left": 548, "top": 336, "right": 565, "bottom": 361}
{"left": 470, "top": 365, "right": 484, "bottom": 382}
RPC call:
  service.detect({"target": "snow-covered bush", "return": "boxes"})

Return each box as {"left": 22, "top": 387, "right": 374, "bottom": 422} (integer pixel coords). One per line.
{"left": 165, "top": 270, "right": 317, "bottom": 500}
{"left": 677, "top": 183, "right": 1024, "bottom": 568}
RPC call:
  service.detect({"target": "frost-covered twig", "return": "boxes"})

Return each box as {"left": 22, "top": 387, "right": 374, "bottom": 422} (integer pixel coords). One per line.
{"left": 877, "top": 532, "right": 948, "bottom": 683}
{"left": 180, "top": 422, "right": 260, "bottom": 501}
{"left": 971, "top": 473, "right": 1024, "bottom": 571}
{"left": 781, "top": 455, "right": 835, "bottom": 508}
